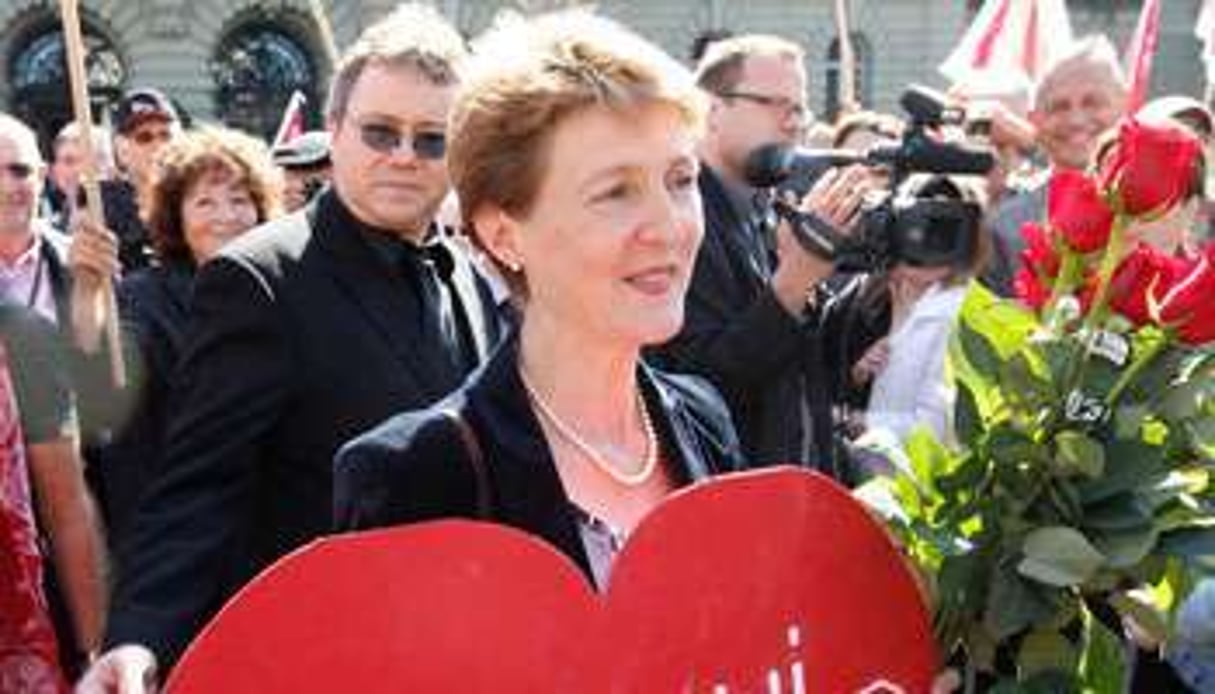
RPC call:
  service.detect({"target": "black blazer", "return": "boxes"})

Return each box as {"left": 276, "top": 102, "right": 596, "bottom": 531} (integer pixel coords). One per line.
{"left": 104, "top": 190, "right": 501, "bottom": 665}
{"left": 86, "top": 261, "right": 195, "bottom": 547}
{"left": 334, "top": 333, "right": 744, "bottom": 583}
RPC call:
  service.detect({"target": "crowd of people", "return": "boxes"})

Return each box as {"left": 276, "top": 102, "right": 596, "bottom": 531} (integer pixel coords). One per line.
{"left": 0, "top": 3, "right": 1210, "bottom": 692}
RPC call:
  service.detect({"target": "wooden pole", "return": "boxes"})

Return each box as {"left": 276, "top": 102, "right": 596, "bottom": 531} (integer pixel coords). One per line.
{"left": 832, "top": 0, "right": 858, "bottom": 119}
{"left": 59, "top": 0, "right": 126, "bottom": 387}
{"left": 308, "top": 0, "right": 340, "bottom": 69}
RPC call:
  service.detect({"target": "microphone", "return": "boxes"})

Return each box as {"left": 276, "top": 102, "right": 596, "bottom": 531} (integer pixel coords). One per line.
{"left": 743, "top": 143, "right": 864, "bottom": 191}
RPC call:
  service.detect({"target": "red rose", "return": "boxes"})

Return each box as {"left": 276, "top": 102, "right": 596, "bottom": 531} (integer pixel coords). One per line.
{"left": 1106, "top": 243, "right": 1193, "bottom": 327}
{"left": 1014, "top": 267, "right": 1051, "bottom": 311}
{"left": 1019, "top": 222, "right": 1060, "bottom": 277}
{"left": 1098, "top": 118, "right": 1204, "bottom": 218}
{"left": 1048, "top": 170, "right": 1115, "bottom": 253}
{"left": 1158, "top": 245, "right": 1215, "bottom": 344}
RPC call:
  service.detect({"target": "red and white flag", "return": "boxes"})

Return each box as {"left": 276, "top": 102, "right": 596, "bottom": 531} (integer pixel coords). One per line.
{"left": 1124, "top": 0, "right": 1162, "bottom": 113}
{"left": 272, "top": 91, "right": 308, "bottom": 149}
{"left": 940, "top": 0, "right": 1074, "bottom": 89}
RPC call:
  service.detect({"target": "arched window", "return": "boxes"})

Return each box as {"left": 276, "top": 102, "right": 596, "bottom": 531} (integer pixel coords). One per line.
{"left": 8, "top": 19, "right": 126, "bottom": 149}
{"left": 211, "top": 22, "right": 317, "bottom": 140}
{"left": 823, "top": 32, "right": 872, "bottom": 124}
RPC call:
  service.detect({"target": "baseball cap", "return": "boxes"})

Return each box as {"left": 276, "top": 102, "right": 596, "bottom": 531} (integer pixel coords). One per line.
{"left": 272, "top": 131, "right": 332, "bottom": 169}
{"left": 114, "top": 88, "right": 180, "bottom": 135}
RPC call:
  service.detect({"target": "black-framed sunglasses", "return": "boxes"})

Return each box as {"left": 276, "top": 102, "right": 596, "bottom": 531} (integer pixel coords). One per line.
{"left": 358, "top": 122, "right": 447, "bottom": 160}
{"left": 0, "top": 162, "right": 36, "bottom": 180}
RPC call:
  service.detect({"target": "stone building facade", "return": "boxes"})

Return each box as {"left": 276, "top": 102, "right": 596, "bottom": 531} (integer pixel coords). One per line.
{"left": 0, "top": 0, "right": 1208, "bottom": 150}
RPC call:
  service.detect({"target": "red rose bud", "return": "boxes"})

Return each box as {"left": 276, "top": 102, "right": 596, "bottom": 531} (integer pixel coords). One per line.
{"left": 1048, "top": 170, "right": 1115, "bottom": 253}
{"left": 1014, "top": 267, "right": 1051, "bottom": 311}
{"left": 1107, "top": 243, "right": 1193, "bottom": 327}
{"left": 1158, "top": 246, "right": 1215, "bottom": 344}
{"left": 1019, "top": 222, "right": 1061, "bottom": 277}
{"left": 1098, "top": 118, "right": 1203, "bottom": 218}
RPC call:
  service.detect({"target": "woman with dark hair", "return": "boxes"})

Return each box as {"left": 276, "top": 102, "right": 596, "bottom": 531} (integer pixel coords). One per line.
{"left": 70, "top": 126, "right": 282, "bottom": 546}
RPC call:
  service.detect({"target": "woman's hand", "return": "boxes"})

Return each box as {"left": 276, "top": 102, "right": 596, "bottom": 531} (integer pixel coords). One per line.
{"left": 75, "top": 644, "right": 159, "bottom": 694}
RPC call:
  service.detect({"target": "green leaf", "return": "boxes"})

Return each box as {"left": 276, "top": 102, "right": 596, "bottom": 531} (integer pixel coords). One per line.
{"left": 1089, "top": 524, "right": 1158, "bottom": 569}
{"left": 1081, "top": 494, "right": 1153, "bottom": 532}
{"left": 1075, "top": 439, "right": 1165, "bottom": 504}
{"left": 936, "top": 453, "right": 987, "bottom": 497}
{"left": 1078, "top": 603, "right": 1127, "bottom": 694}
{"left": 1159, "top": 371, "right": 1215, "bottom": 421}
{"left": 1113, "top": 405, "right": 1150, "bottom": 439}
{"left": 1157, "top": 525, "right": 1215, "bottom": 571}
{"left": 1018, "top": 526, "right": 1106, "bottom": 587}
{"left": 955, "top": 380, "right": 984, "bottom": 443}
{"left": 1186, "top": 417, "right": 1215, "bottom": 460}
{"left": 984, "top": 561, "right": 1058, "bottom": 640}
{"left": 958, "top": 320, "right": 1003, "bottom": 385}
{"left": 1021, "top": 670, "right": 1082, "bottom": 693}
{"left": 987, "top": 424, "right": 1045, "bottom": 471}
{"left": 1121, "top": 342, "right": 1187, "bottom": 405}
{"left": 1017, "top": 628, "right": 1078, "bottom": 677}
{"left": 959, "top": 281, "right": 1040, "bottom": 356}
{"left": 1054, "top": 431, "right": 1105, "bottom": 479}
{"left": 905, "top": 427, "right": 952, "bottom": 488}
{"left": 1003, "top": 351, "right": 1053, "bottom": 405}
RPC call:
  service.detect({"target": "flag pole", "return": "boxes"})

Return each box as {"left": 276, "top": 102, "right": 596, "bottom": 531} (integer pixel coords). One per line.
{"left": 832, "top": 0, "right": 858, "bottom": 119}
{"left": 60, "top": 0, "right": 126, "bottom": 388}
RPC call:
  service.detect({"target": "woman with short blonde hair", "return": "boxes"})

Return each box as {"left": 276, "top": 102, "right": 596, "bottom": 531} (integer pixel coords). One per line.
{"left": 336, "top": 9, "right": 739, "bottom": 591}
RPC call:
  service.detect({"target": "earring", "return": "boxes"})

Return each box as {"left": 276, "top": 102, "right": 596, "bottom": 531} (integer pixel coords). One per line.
{"left": 504, "top": 259, "right": 522, "bottom": 273}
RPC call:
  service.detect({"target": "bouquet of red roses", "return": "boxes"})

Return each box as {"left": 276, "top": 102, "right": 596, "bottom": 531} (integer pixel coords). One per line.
{"left": 860, "top": 117, "right": 1215, "bottom": 691}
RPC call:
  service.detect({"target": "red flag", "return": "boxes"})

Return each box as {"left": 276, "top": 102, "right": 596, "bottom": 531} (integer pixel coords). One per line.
{"left": 971, "top": 0, "right": 1012, "bottom": 69}
{"left": 1125, "top": 0, "right": 1162, "bottom": 113}
{"left": 272, "top": 91, "right": 307, "bottom": 149}
{"left": 940, "top": 0, "right": 1074, "bottom": 89}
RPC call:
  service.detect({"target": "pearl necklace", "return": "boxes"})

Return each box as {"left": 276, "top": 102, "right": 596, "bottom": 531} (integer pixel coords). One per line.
{"left": 519, "top": 369, "right": 659, "bottom": 487}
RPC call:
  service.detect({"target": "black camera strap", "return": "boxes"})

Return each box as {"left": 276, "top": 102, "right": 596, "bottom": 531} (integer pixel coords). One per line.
{"left": 770, "top": 198, "right": 842, "bottom": 262}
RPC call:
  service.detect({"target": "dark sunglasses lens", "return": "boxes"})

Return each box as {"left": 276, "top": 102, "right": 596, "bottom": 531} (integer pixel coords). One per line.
{"left": 133, "top": 130, "right": 168, "bottom": 145}
{"left": 413, "top": 132, "right": 446, "bottom": 160}
{"left": 360, "top": 124, "right": 401, "bottom": 154}
{"left": 4, "top": 163, "right": 34, "bottom": 179}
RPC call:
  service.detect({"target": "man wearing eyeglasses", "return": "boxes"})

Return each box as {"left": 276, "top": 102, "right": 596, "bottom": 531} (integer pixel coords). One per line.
{"left": 652, "top": 34, "right": 874, "bottom": 477}
{"left": 79, "top": 6, "right": 501, "bottom": 691}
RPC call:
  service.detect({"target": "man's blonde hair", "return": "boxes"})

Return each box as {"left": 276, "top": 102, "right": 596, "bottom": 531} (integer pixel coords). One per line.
{"left": 326, "top": 3, "right": 467, "bottom": 124}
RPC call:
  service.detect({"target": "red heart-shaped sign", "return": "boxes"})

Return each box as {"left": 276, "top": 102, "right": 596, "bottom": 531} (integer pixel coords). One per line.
{"left": 167, "top": 468, "right": 936, "bottom": 692}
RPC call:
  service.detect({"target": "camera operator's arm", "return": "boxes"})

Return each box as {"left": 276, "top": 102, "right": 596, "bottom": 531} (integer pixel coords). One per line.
{"left": 772, "top": 166, "right": 873, "bottom": 314}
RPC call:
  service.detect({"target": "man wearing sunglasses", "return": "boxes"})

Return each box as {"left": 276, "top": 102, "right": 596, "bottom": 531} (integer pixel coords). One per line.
{"left": 80, "top": 6, "right": 502, "bottom": 692}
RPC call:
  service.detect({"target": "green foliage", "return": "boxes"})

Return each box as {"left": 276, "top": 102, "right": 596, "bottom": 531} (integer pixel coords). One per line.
{"left": 858, "top": 280, "right": 1215, "bottom": 689}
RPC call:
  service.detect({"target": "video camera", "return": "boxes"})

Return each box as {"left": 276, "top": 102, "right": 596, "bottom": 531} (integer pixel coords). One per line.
{"left": 743, "top": 85, "right": 993, "bottom": 272}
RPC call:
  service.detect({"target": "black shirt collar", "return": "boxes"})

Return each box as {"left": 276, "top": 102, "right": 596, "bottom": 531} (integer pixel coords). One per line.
{"left": 320, "top": 188, "right": 440, "bottom": 274}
